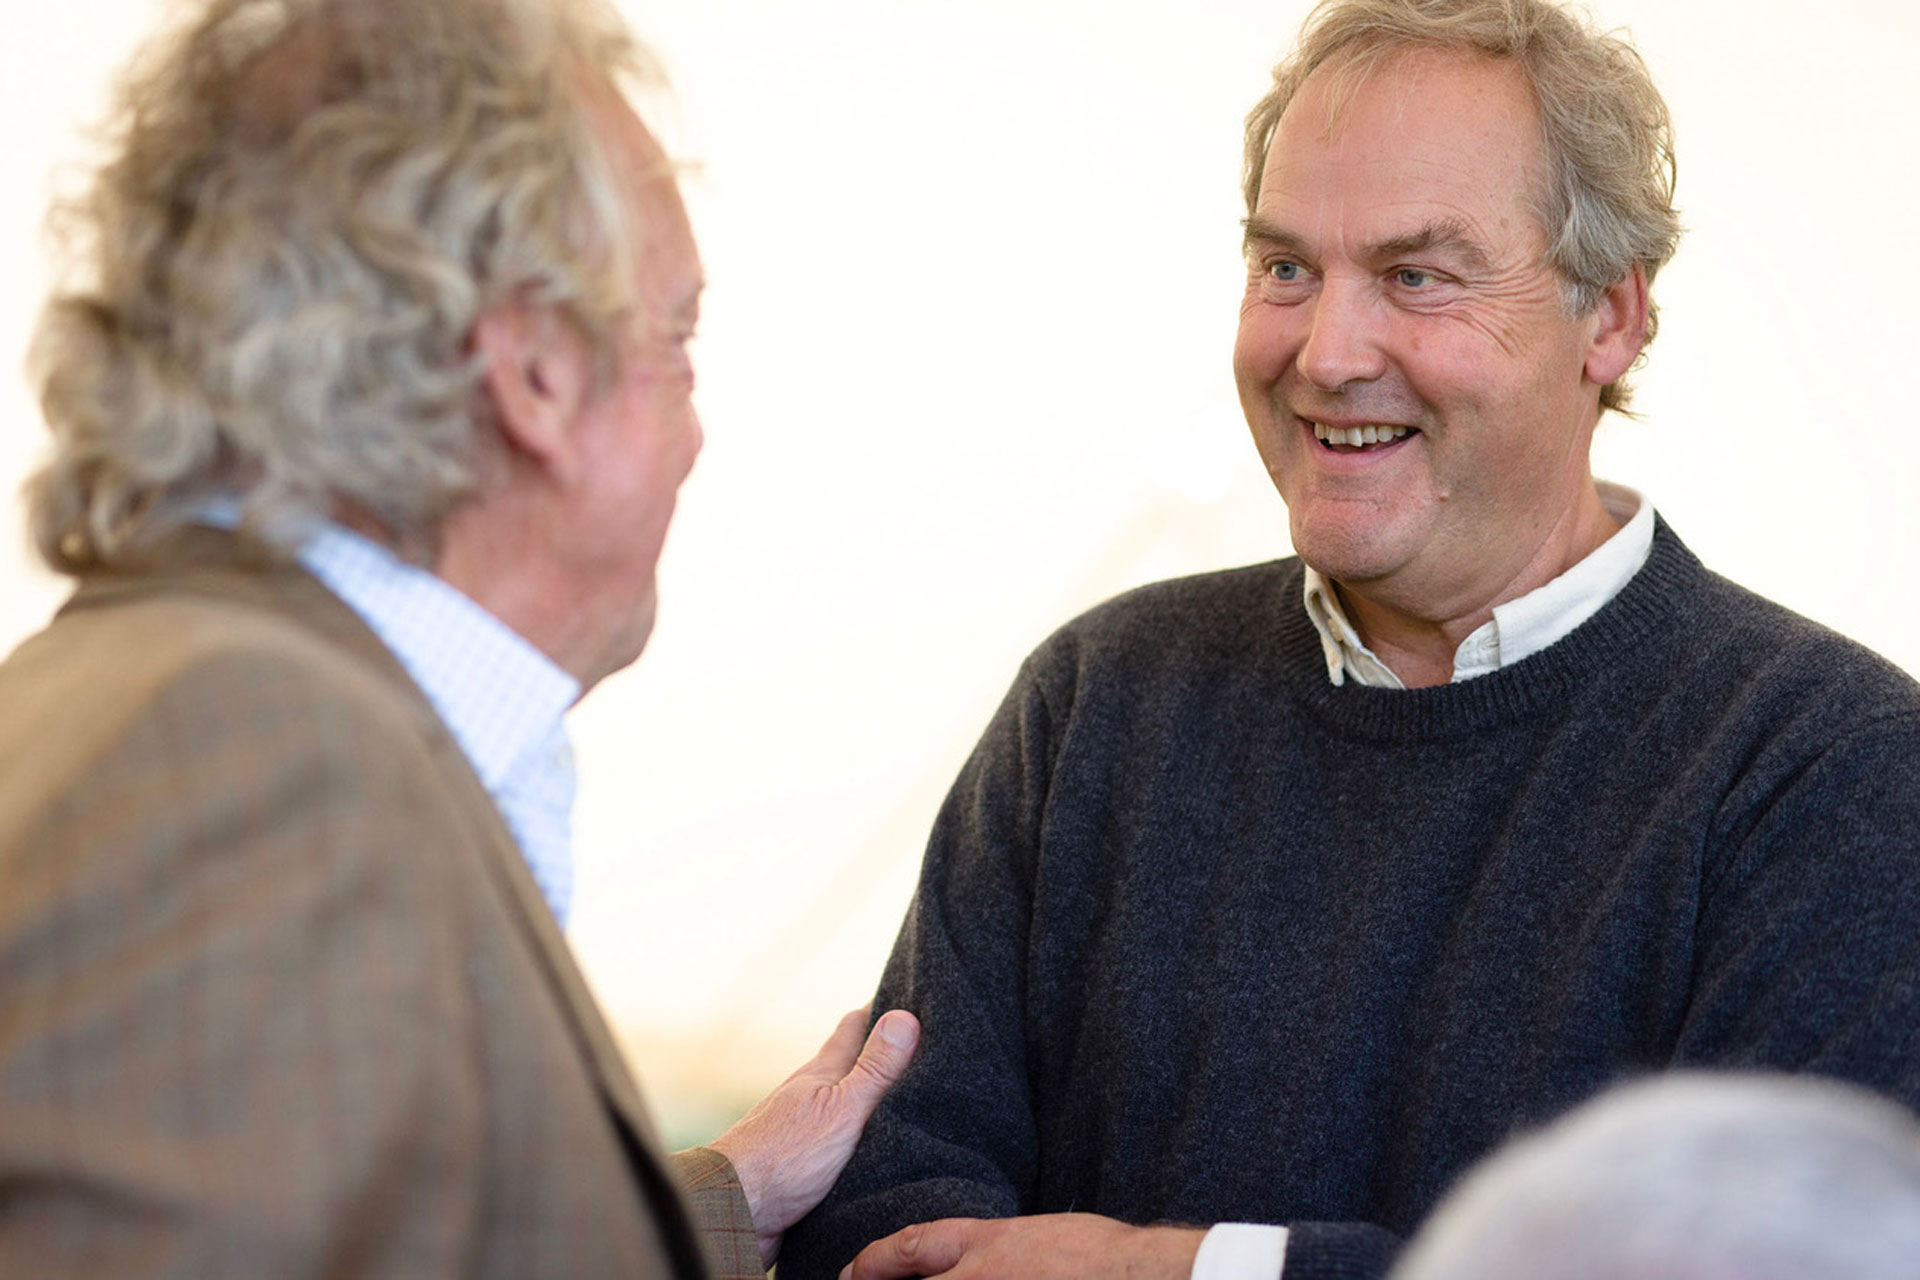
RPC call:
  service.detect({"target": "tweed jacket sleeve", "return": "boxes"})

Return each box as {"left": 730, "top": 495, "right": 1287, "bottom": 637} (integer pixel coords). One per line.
{"left": 673, "top": 1146, "right": 764, "bottom": 1280}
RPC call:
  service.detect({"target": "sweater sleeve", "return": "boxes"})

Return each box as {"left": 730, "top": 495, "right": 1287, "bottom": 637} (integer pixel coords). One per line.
{"left": 1275, "top": 1224, "right": 1402, "bottom": 1280}
{"left": 781, "top": 625, "right": 1414, "bottom": 1280}
{"left": 1671, "top": 706, "right": 1920, "bottom": 1098}
{"left": 778, "top": 660, "right": 1057, "bottom": 1280}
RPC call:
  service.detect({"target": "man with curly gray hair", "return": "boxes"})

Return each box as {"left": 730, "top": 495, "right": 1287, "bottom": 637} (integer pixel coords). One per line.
{"left": 782, "top": 2, "right": 1920, "bottom": 1279}
{"left": 0, "top": 0, "right": 918, "bottom": 1277}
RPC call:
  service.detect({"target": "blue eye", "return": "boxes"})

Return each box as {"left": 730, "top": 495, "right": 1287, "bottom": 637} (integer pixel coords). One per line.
{"left": 1269, "top": 260, "right": 1303, "bottom": 282}
{"left": 1396, "top": 268, "right": 1433, "bottom": 288}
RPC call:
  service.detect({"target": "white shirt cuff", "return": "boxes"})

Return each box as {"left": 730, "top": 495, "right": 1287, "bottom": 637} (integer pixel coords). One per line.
{"left": 1191, "top": 1222, "right": 1289, "bottom": 1280}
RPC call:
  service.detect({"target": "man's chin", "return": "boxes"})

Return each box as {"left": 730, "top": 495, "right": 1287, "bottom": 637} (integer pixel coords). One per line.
{"left": 1290, "top": 525, "right": 1411, "bottom": 591}
{"left": 579, "top": 602, "right": 658, "bottom": 693}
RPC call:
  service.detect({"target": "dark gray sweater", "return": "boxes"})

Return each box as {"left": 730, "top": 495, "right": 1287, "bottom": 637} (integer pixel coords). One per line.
{"left": 781, "top": 522, "right": 1920, "bottom": 1280}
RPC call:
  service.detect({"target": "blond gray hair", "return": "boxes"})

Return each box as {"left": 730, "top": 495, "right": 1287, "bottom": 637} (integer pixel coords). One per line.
{"left": 27, "top": 0, "right": 660, "bottom": 572}
{"left": 1243, "top": 0, "right": 1681, "bottom": 413}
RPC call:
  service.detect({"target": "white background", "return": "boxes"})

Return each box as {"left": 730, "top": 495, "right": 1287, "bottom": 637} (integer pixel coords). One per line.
{"left": 3, "top": 0, "right": 1916, "bottom": 1143}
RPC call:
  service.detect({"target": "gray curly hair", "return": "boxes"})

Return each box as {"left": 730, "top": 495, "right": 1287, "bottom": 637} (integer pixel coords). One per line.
{"left": 26, "top": 0, "right": 660, "bottom": 572}
{"left": 1243, "top": 0, "right": 1682, "bottom": 413}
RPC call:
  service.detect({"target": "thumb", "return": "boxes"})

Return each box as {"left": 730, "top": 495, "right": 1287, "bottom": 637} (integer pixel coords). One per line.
{"left": 837, "top": 1009, "right": 920, "bottom": 1112}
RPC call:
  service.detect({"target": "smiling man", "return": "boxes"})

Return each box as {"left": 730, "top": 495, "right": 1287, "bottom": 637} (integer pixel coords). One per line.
{"left": 1238, "top": 45, "right": 1645, "bottom": 689}
{"left": 780, "top": 3, "right": 1920, "bottom": 1280}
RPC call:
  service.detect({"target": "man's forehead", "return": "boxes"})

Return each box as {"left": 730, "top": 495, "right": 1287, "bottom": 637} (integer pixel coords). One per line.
{"left": 1290, "top": 43, "right": 1539, "bottom": 142}
{"left": 1250, "top": 45, "right": 1550, "bottom": 256}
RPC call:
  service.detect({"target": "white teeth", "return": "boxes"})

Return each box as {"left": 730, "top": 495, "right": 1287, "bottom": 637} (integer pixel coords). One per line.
{"left": 1311, "top": 422, "right": 1410, "bottom": 448}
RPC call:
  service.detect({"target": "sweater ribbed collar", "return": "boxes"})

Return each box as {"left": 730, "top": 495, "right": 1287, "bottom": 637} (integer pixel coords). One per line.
{"left": 1276, "top": 516, "right": 1700, "bottom": 740}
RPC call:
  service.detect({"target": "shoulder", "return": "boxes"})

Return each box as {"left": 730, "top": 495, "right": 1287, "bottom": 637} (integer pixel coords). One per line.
{"left": 1027, "top": 559, "right": 1304, "bottom": 678}
{"left": 1622, "top": 528, "right": 1920, "bottom": 823}
{"left": 1703, "top": 576, "right": 1920, "bottom": 806}
{"left": 1698, "top": 572, "right": 1912, "bottom": 686}
{"left": 1666, "top": 547, "right": 1920, "bottom": 722}
{"left": 12, "top": 570, "right": 439, "bottom": 738}
{"left": 0, "top": 575, "right": 462, "bottom": 866}
{"left": 0, "top": 576, "right": 494, "bottom": 1066}
{"left": 962, "top": 558, "right": 1316, "bottom": 758}
{"left": 1591, "top": 520, "right": 1918, "bottom": 718}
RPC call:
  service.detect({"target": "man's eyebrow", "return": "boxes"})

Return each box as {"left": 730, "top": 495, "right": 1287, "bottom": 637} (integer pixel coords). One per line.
{"left": 1240, "top": 216, "right": 1305, "bottom": 255}
{"left": 1369, "top": 220, "right": 1493, "bottom": 272}
{"left": 1239, "top": 215, "right": 1495, "bottom": 273}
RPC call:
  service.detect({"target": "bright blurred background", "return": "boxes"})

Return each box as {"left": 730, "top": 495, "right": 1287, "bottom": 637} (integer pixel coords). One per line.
{"left": 3, "top": 0, "right": 1917, "bottom": 1146}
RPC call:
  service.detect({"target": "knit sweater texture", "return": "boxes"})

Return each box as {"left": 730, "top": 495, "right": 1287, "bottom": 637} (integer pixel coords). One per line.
{"left": 780, "top": 521, "right": 1920, "bottom": 1280}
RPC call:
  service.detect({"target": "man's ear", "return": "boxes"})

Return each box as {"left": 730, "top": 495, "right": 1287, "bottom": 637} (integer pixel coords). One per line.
{"left": 473, "top": 301, "right": 592, "bottom": 482}
{"left": 1584, "top": 263, "right": 1650, "bottom": 388}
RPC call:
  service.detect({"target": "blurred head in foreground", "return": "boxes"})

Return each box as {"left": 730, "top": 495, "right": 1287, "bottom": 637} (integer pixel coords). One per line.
{"left": 1392, "top": 1074, "right": 1920, "bottom": 1280}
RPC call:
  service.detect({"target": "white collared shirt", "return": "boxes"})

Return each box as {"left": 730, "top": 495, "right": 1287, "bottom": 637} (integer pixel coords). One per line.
{"left": 296, "top": 524, "right": 582, "bottom": 925}
{"left": 1302, "top": 483, "right": 1653, "bottom": 688}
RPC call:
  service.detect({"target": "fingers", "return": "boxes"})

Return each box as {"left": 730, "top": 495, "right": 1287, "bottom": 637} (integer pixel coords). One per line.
{"left": 805, "top": 1004, "right": 919, "bottom": 1096}
{"left": 838, "top": 1009, "right": 920, "bottom": 1111}
{"left": 841, "top": 1218, "right": 983, "bottom": 1280}
{"left": 807, "top": 1004, "right": 876, "bottom": 1081}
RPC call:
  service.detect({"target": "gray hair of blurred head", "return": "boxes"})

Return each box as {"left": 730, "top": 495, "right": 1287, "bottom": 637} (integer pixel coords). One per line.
{"left": 26, "top": 0, "right": 665, "bottom": 572}
{"left": 1242, "top": 0, "right": 1681, "bottom": 414}
{"left": 1390, "top": 1073, "right": 1920, "bottom": 1280}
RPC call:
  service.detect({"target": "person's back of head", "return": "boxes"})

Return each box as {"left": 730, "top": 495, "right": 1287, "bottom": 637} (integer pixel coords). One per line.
{"left": 1391, "top": 1073, "right": 1920, "bottom": 1280}
{"left": 28, "top": 0, "right": 660, "bottom": 573}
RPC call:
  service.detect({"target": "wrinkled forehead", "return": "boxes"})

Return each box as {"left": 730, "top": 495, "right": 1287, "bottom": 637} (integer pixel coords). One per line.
{"left": 1290, "top": 43, "right": 1543, "bottom": 159}
{"left": 1256, "top": 45, "right": 1551, "bottom": 236}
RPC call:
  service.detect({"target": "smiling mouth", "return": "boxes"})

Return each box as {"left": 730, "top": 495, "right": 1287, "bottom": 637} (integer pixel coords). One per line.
{"left": 1309, "top": 421, "right": 1417, "bottom": 451}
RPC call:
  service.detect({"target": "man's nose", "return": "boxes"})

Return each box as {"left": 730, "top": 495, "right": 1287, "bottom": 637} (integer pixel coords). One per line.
{"left": 1295, "top": 280, "right": 1386, "bottom": 392}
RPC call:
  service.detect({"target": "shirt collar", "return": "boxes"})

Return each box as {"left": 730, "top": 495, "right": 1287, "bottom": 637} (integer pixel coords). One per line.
{"left": 294, "top": 523, "right": 581, "bottom": 790}
{"left": 188, "top": 503, "right": 583, "bottom": 921}
{"left": 1302, "top": 481, "right": 1654, "bottom": 689}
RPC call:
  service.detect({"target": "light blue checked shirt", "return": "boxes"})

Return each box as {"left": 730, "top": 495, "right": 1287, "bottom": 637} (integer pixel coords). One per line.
{"left": 294, "top": 523, "right": 582, "bottom": 926}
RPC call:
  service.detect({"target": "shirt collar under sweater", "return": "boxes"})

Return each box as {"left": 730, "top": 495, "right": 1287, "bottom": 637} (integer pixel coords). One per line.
{"left": 1276, "top": 515, "right": 1701, "bottom": 740}
{"left": 1303, "top": 482, "right": 1653, "bottom": 688}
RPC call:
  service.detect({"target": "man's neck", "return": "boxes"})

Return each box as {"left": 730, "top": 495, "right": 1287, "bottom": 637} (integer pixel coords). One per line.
{"left": 1335, "top": 486, "right": 1623, "bottom": 689}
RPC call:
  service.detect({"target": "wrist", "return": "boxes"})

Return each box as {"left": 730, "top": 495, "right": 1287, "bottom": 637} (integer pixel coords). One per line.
{"left": 705, "top": 1133, "right": 764, "bottom": 1221}
{"left": 1137, "top": 1224, "right": 1208, "bottom": 1279}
